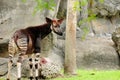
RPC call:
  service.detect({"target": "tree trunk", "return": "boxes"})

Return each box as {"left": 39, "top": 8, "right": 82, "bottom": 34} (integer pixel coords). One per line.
{"left": 64, "top": 0, "right": 77, "bottom": 75}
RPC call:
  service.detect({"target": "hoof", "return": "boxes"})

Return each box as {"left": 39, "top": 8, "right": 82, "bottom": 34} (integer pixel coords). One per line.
{"left": 17, "top": 78, "right": 21, "bottom": 80}
{"left": 35, "top": 77, "right": 38, "bottom": 80}
{"left": 29, "top": 77, "right": 33, "bottom": 80}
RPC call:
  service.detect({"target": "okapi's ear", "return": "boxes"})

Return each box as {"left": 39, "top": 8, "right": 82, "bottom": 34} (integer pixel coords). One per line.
{"left": 46, "top": 17, "right": 52, "bottom": 23}
{"left": 58, "top": 18, "right": 64, "bottom": 24}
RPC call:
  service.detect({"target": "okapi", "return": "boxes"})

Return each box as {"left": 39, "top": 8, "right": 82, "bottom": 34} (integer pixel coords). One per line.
{"left": 7, "top": 17, "right": 64, "bottom": 80}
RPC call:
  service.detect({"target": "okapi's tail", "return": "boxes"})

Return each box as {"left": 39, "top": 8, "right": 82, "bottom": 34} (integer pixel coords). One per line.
{"left": 27, "top": 34, "right": 32, "bottom": 51}
{"left": 13, "top": 35, "right": 21, "bottom": 51}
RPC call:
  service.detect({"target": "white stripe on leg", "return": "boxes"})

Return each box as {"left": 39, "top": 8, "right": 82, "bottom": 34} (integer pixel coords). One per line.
{"left": 35, "top": 69, "right": 38, "bottom": 77}
{"left": 35, "top": 53, "right": 40, "bottom": 80}
{"left": 7, "top": 59, "right": 13, "bottom": 80}
{"left": 17, "top": 61, "right": 21, "bottom": 80}
{"left": 35, "top": 62, "right": 39, "bottom": 80}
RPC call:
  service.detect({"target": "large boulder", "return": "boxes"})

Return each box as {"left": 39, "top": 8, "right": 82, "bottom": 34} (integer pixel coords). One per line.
{"left": 0, "top": 58, "right": 8, "bottom": 76}
{"left": 90, "top": 0, "right": 120, "bottom": 37}
{"left": 76, "top": 37, "right": 119, "bottom": 69}
{"left": 54, "top": 36, "right": 120, "bottom": 70}
{"left": 91, "top": 18, "right": 115, "bottom": 37}
{"left": 112, "top": 27, "right": 120, "bottom": 55}
{"left": 93, "top": 0, "right": 120, "bottom": 16}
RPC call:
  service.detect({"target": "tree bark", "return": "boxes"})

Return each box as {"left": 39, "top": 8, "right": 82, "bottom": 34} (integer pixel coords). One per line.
{"left": 64, "top": 0, "right": 77, "bottom": 75}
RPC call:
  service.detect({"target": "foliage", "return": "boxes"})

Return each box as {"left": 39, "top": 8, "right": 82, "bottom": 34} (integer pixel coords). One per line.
{"left": 21, "top": 0, "right": 27, "bottom": 3}
{"left": 80, "top": 0, "right": 88, "bottom": 7}
{"left": 33, "top": 0, "right": 56, "bottom": 15}
{"left": 73, "top": 0, "right": 104, "bottom": 39}
{"left": 99, "top": 0, "right": 104, "bottom": 3}
{"left": 81, "top": 27, "right": 89, "bottom": 40}
{"left": 78, "top": 0, "right": 104, "bottom": 25}
{"left": 78, "top": 14, "right": 96, "bottom": 26}
{"left": 21, "top": 0, "right": 56, "bottom": 15}
{"left": 73, "top": 0, "right": 81, "bottom": 11}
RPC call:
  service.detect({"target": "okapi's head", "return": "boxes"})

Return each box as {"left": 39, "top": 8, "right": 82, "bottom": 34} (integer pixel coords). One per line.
{"left": 46, "top": 17, "right": 64, "bottom": 36}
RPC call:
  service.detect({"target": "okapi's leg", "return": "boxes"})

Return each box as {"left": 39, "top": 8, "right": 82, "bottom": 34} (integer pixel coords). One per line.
{"left": 17, "top": 54, "right": 28, "bottom": 80}
{"left": 7, "top": 37, "right": 17, "bottom": 80}
{"left": 33, "top": 36, "right": 41, "bottom": 80}
{"left": 29, "top": 58, "right": 34, "bottom": 80}
{"left": 34, "top": 53, "right": 40, "bottom": 80}
{"left": 17, "top": 56, "right": 23, "bottom": 80}
{"left": 7, "top": 55, "right": 13, "bottom": 80}
{"left": 16, "top": 37, "right": 28, "bottom": 80}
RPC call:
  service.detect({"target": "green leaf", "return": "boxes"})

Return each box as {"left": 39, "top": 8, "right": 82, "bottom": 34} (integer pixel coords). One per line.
{"left": 32, "top": 5, "right": 40, "bottom": 16}
{"left": 81, "top": 27, "right": 89, "bottom": 40}
{"left": 22, "top": 0, "right": 56, "bottom": 15}
{"left": 80, "top": 0, "right": 88, "bottom": 6}
{"left": 21, "top": 0, "right": 27, "bottom": 3}
{"left": 99, "top": 0, "right": 104, "bottom": 3}
{"left": 73, "top": 1, "right": 80, "bottom": 11}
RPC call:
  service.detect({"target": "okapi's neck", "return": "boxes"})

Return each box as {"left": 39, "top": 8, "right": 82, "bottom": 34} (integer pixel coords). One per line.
{"left": 39, "top": 23, "right": 51, "bottom": 30}
{"left": 37, "top": 23, "right": 52, "bottom": 39}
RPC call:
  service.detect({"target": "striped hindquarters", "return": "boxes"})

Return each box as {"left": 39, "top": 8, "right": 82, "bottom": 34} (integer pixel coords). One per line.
{"left": 8, "top": 38, "right": 18, "bottom": 56}
{"left": 8, "top": 37, "right": 28, "bottom": 56}
{"left": 16, "top": 37, "right": 28, "bottom": 55}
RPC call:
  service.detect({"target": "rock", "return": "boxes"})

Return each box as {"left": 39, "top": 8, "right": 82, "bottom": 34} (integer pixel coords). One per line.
{"left": 112, "top": 27, "right": 120, "bottom": 54}
{"left": 0, "top": 39, "right": 9, "bottom": 57}
{"left": 89, "top": 0, "right": 120, "bottom": 38}
{"left": 48, "top": 42, "right": 65, "bottom": 68}
{"left": 91, "top": 18, "right": 115, "bottom": 37}
{"left": 76, "top": 37, "right": 119, "bottom": 70}
{"left": 93, "top": 0, "right": 120, "bottom": 17}
{"left": 0, "top": 58, "right": 8, "bottom": 76}
{"left": 54, "top": 37, "right": 120, "bottom": 70}
{"left": 0, "top": 0, "right": 44, "bottom": 57}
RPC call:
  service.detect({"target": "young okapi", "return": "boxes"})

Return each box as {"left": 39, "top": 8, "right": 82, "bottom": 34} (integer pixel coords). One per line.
{"left": 7, "top": 17, "right": 64, "bottom": 80}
